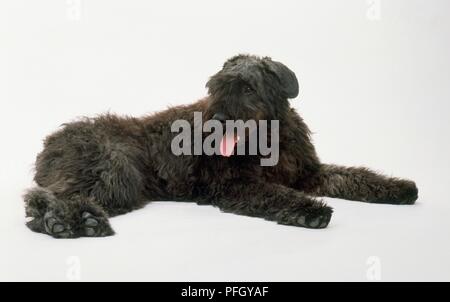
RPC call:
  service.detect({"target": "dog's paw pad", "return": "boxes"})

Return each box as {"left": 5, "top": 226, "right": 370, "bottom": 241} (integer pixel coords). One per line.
{"left": 81, "top": 211, "right": 114, "bottom": 237}
{"left": 296, "top": 216, "right": 306, "bottom": 226}
{"left": 308, "top": 217, "right": 320, "bottom": 228}
{"left": 317, "top": 213, "right": 332, "bottom": 228}
{"left": 84, "top": 218, "right": 99, "bottom": 227}
{"left": 52, "top": 223, "right": 65, "bottom": 233}
{"left": 303, "top": 209, "right": 332, "bottom": 229}
{"left": 278, "top": 205, "right": 332, "bottom": 229}
{"left": 44, "top": 211, "right": 72, "bottom": 238}
{"left": 81, "top": 212, "right": 100, "bottom": 237}
{"left": 84, "top": 227, "right": 96, "bottom": 237}
{"left": 319, "top": 217, "right": 330, "bottom": 228}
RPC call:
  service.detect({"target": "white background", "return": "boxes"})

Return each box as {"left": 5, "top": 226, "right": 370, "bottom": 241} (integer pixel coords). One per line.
{"left": 1, "top": 0, "right": 450, "bottom": 281}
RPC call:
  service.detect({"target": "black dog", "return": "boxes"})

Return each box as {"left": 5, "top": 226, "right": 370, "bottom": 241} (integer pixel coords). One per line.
{"left": 24, "top": 54, "right": 418, "bottom": 238}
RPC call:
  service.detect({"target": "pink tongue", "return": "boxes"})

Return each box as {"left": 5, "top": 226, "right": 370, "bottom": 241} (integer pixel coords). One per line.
{"left": 220, "top": 133, "right": 238, "bottom": 157}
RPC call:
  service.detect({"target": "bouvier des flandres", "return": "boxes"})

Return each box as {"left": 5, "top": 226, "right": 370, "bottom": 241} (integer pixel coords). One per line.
{"left": 24, "top": 54, "right": 418, "bottom": 238}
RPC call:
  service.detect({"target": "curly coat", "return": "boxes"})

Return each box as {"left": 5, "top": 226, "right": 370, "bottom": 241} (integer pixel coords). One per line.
{"left": 24, "top": 55, "right": 418, "bottom": 238}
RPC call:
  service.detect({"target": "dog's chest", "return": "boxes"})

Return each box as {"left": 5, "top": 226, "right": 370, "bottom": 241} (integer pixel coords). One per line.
{"left": 262, "top": 148, "right": 301, "bottom": 186}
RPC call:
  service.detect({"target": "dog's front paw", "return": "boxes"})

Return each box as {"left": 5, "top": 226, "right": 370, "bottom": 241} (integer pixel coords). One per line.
{"left": 277, "top": 203, "right": 333, "bottom": 229}
{"left": 394, "top": 180, "right": 418, "bottom": 205}
{"left": 299, "top": 205, "right": 333, "bottom": 229}
{"left": 301, "top": 211, "right": 332, "bottom": 229}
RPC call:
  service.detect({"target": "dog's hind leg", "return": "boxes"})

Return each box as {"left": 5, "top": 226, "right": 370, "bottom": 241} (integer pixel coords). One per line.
{"left": 28, "top": 137, "right": 146, "bottom": 238}
{"left": 24, "top": 187, "right": 114, "bottom": 238}
{"left": 206, "top": 182, "right": 333, "bottom": 228}
{"left": 23, "top": 187, "right": 55, "bottom": 234}
{"left": 305, "top": 164, "right": 418, "bottom": 205}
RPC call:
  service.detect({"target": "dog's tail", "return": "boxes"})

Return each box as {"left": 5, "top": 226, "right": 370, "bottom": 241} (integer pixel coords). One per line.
{"left": 23, "top": 186, "right": 59, "bottom": 233}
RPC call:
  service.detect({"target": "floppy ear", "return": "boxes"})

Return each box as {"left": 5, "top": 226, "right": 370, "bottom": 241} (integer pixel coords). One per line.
{"left": 264, "top": 58, "right": 299, "bottom": 99}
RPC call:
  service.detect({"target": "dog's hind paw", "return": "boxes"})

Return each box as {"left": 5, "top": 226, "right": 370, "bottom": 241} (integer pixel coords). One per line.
{"left": 81, "top": 212, "right": 114, "bottom": 237}
{"left": 44, "top": 211, "right": 74, "bottom": 239}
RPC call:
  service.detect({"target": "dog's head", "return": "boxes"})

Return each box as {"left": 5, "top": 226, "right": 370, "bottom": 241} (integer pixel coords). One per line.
{"left": 205, "top": 54, "right": 299, "bottom": 122}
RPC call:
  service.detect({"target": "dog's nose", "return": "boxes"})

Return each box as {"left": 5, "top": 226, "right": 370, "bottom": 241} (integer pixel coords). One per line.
{"left": 212, "top": 113, "right": 227, "bottom": 123}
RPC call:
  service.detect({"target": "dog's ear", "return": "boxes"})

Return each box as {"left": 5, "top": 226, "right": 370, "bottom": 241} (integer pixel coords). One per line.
{"left": 263, "top": 58, "right": 299, "bottom": 99}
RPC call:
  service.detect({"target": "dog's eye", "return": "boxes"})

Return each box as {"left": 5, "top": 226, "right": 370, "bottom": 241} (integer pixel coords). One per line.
{"left": 243, "top": 85, "right": 255, "bottom": 95}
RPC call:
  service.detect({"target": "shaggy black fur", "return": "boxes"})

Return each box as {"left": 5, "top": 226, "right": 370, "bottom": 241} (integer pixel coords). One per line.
{"left": 24, "top": 54, "right": 419, "bottom": 238}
